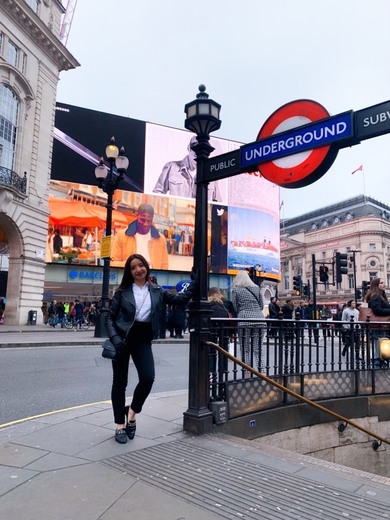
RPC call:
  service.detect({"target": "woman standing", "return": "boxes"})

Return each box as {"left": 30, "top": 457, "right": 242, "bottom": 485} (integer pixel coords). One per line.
{"left": 365, "top": 277, "right": 390, "bottom": 368}
{"left": 231, "top": 270, "right": 265, "bottom": 372}
{"left": 105, "top": 254, "right": 196, "bottom": 443}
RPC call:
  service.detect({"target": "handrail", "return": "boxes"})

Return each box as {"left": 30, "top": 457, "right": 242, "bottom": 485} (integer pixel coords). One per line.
{"left": 205, "top": 339, "right": 390, "bottom": 448}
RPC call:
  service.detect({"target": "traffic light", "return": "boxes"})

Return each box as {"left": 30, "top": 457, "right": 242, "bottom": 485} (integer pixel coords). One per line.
{"left": 319, "top": 265, "right": 329, "bottom": 283}
{"left": 362, "top": 280, "right": 370, "bottom": 297}
{"left": 355, "top": 289, "right": 362, "bottom": 300}
{"left": 335, "top": 252, "right": 348, "bottom": 283}
{"left": 293, "top": 275, "right": 302, "bottom": 295}
{"left": 303, "top": 284, "right": 310, "bottom": 298}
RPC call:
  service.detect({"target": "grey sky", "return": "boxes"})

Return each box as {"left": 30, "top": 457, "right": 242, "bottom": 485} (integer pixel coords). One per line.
{"left": 57, "top": 0, "right": 390, "bottom": 218}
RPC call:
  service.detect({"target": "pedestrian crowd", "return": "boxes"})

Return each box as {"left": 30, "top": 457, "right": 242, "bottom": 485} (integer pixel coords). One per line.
{"left": 43, "top": 299, "right": 97, "bottom": 328}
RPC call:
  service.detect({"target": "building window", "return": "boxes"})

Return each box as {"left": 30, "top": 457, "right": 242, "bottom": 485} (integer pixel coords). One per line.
{"left": 283, "top": 272, "right": 289, "bottom": 291}
{"left": 0, "top": 84, "right": 19, "bottom": 171}
{"left": 25, "top": 0, "right": 39, "bottom": 13}
{"left": 7, "top": 40, "right": 19, "bottom": 68}
{"left": 369, "top": 243, "right": 376, "bottom": 251}
{"left": 369, "top": 272, "right": 377, "bottom": 280}
{"left": 348, "top": 274, "right": 354, "bottom": 289}
{"left": 4, "top": 38, "right": 27, "bottom": 74}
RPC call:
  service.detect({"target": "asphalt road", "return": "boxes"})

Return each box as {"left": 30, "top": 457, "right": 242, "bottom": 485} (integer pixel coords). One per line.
{"left": 0, "top": 342, "right": 189, "bottom": 426}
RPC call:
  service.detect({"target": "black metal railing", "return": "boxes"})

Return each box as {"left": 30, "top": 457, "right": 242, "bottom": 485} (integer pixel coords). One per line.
{"left": 207, "top": 317, "right": 390, "bottom": 411}
{"left": 0, "top": 166, "right": 27, "bottom": 194}
{"left": 206, "top": 336, "right": 390, "bottom": 449}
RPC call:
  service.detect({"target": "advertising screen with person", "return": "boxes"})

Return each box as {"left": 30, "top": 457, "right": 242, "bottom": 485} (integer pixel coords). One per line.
{"left": 49, "top": 103, "right": 280, "bottom": 279}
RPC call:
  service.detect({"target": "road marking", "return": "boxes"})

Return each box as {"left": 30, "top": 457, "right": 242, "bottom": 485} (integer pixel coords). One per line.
{"left": 0, "top": 399, "right": 111, "bottom": 429}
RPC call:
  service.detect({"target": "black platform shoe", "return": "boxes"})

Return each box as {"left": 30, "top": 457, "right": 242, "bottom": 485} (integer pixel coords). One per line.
{"left": 115, "top": 428, "right": 127, "bottom": 444}
{"left": 124, "top": 405, "right": 136, "bottom": 440}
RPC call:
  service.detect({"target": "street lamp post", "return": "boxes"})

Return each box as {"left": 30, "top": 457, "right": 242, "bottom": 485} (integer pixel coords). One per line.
{"left": 94, "top": 137, "right": 129, "bottom": 338}
{"left": 183, "top": 85, "right": 221, "bottom": 434}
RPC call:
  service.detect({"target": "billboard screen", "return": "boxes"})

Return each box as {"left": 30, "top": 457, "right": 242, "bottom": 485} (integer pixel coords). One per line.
{"left": 48, "top": 103, "right": 280, "bottom": 280}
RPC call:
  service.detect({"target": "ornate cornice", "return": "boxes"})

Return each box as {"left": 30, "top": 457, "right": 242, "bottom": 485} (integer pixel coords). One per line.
{"left": 0, "top": 0, "right": 80, "bottom": 71}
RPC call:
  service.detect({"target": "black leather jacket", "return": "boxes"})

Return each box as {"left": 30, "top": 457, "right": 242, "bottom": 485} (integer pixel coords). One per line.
{"left": 105, "top": 281, "right": 196, "bottom": 342}
{"left": 368, "top": 294, "right": 390, "bottom": 316}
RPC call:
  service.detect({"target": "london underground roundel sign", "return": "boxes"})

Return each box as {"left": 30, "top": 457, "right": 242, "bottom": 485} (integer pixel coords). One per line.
{"left": 257, "top": 99, "right": 339, "bottom": 188}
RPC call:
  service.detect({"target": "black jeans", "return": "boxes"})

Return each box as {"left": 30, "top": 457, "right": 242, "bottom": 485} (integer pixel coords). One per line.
{"left": 111, "top": 321, "right": 155, "bottom": 424}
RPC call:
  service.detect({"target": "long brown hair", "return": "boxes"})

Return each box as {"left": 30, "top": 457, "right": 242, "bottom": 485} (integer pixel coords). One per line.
{"left": 365, "top": 277, "right": 388, "bottom": 303}
{"left": 118, "top": 254, "right": 150, "bottom": 290}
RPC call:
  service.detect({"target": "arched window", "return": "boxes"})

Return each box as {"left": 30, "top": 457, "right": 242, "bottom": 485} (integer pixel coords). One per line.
{"left": 0, "top": 84, "right": 19, "bottom": 171}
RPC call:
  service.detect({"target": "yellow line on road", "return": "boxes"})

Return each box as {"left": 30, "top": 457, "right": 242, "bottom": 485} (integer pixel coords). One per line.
{"left": 0, "top": 400, "right": 111, "bottom": 429}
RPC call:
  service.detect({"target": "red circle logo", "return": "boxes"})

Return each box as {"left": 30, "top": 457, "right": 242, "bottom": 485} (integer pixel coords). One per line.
{"left": 257, "top": 100, "right": 339, "bottom": 188}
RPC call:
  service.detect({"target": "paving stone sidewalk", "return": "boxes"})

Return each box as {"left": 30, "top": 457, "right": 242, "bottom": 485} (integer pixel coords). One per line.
{"left": 1, "top": 390, "right": 390, "bottom": 520}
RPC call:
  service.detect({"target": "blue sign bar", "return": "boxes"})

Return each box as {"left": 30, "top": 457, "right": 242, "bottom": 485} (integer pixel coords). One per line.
{"left": 241, "top": 111, "right": 353, "bottom": 168}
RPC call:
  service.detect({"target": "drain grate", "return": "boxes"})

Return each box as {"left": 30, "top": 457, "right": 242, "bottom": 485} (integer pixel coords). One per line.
{"left": 104, "top": 439, "right": 389, "bottom": 519}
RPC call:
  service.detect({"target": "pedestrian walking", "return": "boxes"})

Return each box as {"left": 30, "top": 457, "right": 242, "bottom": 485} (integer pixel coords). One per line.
{"left": 341, "top": 300, "right": 359, "bottom": 357}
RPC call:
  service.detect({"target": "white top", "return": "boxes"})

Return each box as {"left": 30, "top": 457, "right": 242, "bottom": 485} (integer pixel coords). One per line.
{"left": 342, "top": 307, "right": 359, "bottom": 328}
{"left": 135, "top": 232, "right": 151, "bottom": 266}
{"left": 132, "top": 283, "right": 151, "bottom": 322}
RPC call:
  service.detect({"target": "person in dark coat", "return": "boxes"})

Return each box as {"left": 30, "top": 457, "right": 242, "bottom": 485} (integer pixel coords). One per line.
{"left": 52, "top": 229, "right": 63, "bottom": 255}
{"left": 281, "top": 299, "right": 294, "bottom": 319}
{"left": 268, "top": 296, "right": 280, "bottom": 338}
{"left": 170, "top": 302, "right": 187, "bottom": 338}
{"left": 365, "top": 277, "right": 390, "bottom": 368}
{"left": 208, "top": 287, "right": 231, "bottom": 376}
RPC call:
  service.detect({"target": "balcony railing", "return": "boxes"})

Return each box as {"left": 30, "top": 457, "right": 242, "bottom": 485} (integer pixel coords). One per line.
{"left": 0, "top": 166, "right": 27, "bottom": 195}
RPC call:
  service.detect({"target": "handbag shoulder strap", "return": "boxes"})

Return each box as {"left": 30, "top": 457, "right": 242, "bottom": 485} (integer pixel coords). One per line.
{"left": 245, "top": 287, "right": 261, "bottom": 306}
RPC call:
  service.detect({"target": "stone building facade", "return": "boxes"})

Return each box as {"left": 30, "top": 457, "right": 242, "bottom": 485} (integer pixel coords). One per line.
{"left": 0, "top": 0, "right": 78, "bottom": 324}
{"left": 280, "top": 195, "right": 390, "bottom": 306}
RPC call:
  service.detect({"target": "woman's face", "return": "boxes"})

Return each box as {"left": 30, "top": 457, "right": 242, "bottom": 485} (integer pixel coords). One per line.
{"left": 379, "top": 280, "right": 385, "bottom": 289}
{"left": 130, "top": 258, "right": 148, "bottom": 283}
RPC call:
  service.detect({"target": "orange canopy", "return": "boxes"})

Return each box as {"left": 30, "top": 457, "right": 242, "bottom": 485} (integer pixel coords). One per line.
{"left": 48, "top": 197, "right": 134, "bottom": 229}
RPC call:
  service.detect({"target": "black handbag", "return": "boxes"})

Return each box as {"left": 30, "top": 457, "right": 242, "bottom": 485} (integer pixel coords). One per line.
{"left": 102, "top": 338, "right": 117, "bottom": 359}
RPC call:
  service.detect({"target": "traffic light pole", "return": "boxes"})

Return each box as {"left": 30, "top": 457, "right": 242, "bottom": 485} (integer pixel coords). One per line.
{"left": 352, "top": 250, "right": 358, "bottom": 305}
{"left": 350, "top": 249, "right": 361, "bottom": 303}
{"left": 311, "top": 254, "right": 317, "bottom": 319}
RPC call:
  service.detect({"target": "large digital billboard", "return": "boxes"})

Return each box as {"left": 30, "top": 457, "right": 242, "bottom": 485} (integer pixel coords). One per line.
{"left": 49, "top": 103, "right": 280, "bottom": 280}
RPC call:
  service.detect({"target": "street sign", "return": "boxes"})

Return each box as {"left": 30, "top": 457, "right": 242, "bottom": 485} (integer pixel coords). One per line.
{"left": 202, "top": 98, "right": 390, "bottom": 189}
{"left": 204, "top": 149, "right": 241, "bottom": 181}
{"left": 100, "top": 236, "right": 111, "bottom": 258}
{"left": 242, "top": 112, "right": 353, "bottom": 168}
{"left": 355, "top": 100, "right": 390, "bottom": 141}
